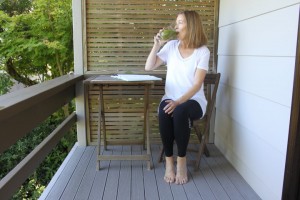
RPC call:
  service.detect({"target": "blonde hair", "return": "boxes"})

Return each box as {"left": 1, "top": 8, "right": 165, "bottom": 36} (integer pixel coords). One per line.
{"left": 178, "top": 11, "right": 208, "bottom": 48}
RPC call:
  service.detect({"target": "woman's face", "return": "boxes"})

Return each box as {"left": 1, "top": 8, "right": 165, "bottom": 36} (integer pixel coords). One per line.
{"left": 175, "top": 14, "right": 187, "bottom": 40}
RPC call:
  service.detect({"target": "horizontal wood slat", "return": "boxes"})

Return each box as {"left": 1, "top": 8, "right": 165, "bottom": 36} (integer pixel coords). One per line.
{"left": 85, "top": 0, "right": 216, "bottom": 73}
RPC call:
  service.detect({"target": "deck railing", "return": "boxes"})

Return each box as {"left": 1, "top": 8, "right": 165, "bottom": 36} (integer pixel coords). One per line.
{"left": 0, "top": 74, "right": 83, "bottom": 199}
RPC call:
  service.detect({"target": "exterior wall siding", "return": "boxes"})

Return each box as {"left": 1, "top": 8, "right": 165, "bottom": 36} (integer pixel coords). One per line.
{"left": 216, "top": 1, "right": 300, "bottom": 199}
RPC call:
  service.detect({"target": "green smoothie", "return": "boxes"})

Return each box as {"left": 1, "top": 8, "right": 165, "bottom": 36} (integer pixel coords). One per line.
{"left": 160, "top": 29, "right": 177, "bottom": 40}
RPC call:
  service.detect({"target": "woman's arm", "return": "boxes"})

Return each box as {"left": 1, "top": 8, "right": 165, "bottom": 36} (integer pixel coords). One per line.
{"left": 145, "top": 32, "right": 167, "bottom": 71}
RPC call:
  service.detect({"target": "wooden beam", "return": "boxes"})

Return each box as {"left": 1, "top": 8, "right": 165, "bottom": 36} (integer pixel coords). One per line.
{"left": 0, "top": 75, "right": 82, "bottom": 120}
{"left": 0, "top": 75, "right": 83, "bottom": 153}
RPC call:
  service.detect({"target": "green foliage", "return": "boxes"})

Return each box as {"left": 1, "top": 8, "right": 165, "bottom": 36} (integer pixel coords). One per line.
{"left": 0, "top": 0, "right": 32, "bottom": 16}
{"left": 0, "top": 109, "right": 77, "bottom": 199}
{"left": 0, "top": 71, "right": 14, "bottom": 95}
{"left": 0, "top": 0, "right": 73, "bottom": 84}
{"left": 14, "top": 175, "right": 46, "bottom": 200}
{"left": 0, "top": 0, "right": 76, "bottom": 198}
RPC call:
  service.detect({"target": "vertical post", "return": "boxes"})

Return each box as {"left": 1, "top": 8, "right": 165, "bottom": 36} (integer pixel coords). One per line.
{"left": 73, "top": 0, "right": 87, "bottom": 146}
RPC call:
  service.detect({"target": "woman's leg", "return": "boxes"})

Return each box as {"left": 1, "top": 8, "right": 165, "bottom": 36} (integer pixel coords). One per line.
{"left": 176, "top": 156, "right": 188, "bottom": 184}
{"left": 158, "top": 99, "right": 176, "bottom": 183}
{"left": 172, "top": 100, "right": 202, "bottom": 184}
{"left": 159, "top": 100, "right": 175, "bottom": 157}
{"left": 173, "top": 100, "right": 202, "bottom": 157}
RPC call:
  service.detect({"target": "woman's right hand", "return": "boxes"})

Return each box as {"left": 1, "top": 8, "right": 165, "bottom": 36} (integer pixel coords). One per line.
{"left": 154, "top": 30, "right": 168, "bottom": 46}
{"left": 145, "top": 30, "right": 166, "bottom": 71}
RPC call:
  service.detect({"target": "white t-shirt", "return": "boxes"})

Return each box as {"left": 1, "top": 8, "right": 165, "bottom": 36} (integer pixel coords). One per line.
{"left": 157, "top": 40, "right": 210, "bottom": 115}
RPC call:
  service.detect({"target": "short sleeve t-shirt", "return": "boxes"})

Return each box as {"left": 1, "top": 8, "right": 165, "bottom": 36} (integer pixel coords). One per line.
{"left": 157, "top": 40, "right": 210, "bottom": 115}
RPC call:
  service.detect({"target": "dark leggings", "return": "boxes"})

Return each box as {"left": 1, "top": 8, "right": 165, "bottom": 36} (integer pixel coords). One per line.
{"left": 159, "top": 99, "right": 203, "bottom": 157}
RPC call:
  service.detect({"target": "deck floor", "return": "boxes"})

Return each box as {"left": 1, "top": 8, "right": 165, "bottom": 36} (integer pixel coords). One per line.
{"left": 39, "top": 144, "right": 261, "bottom": 200}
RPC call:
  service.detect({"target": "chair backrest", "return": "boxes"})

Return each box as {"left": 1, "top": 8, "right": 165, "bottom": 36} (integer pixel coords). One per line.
{"left": 192, "top": 73, "right": 221, "bottom": 141}
{"left": 203, "top": 73, "right": 221, "bottom": 121}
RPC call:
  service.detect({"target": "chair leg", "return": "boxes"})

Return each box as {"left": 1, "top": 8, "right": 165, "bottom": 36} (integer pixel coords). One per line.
{"left": 194, "top": 142, "right": 206, "bottom": 171}
{"left": 158, "top": 146, "right": 164, "bottom": 163}
{"left": 204, "top": 145, "right": 210, "bottom": 157}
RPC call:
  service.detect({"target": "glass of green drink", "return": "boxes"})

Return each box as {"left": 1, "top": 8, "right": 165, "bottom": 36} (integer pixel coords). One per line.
{"left": 160, "top": 23, "right": 177, "bottom": 40}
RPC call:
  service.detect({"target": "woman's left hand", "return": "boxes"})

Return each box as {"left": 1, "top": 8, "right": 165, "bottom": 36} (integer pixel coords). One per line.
{"left": 163, "top": 100, "right": 179, "bottom": 114}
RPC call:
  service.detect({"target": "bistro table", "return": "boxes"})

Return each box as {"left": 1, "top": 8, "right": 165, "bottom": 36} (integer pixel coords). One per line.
{"left": 85, "top": 75, "right": 161, "bottom": 170}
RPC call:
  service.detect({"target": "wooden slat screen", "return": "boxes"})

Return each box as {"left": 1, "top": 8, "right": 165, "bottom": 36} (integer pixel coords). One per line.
{"left": 85, "top": 0, "right": 217, "bottom": 145}
{"left": 85, "top": 0, "right": 216, "bottom": 74}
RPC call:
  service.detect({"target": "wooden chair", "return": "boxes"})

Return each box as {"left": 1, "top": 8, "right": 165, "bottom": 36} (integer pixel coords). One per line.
{"left": 158, "top": 73, "right": 221, "bottom": 171}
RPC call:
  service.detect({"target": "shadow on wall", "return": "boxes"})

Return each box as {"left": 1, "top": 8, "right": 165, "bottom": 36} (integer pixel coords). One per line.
{"left": 216, "top": 26, "right": 239, "bottom": 158}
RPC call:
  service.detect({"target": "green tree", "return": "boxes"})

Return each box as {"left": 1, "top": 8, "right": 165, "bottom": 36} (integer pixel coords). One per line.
{"left": 0, "top": 0, "right": 32, "bottom": 16}
{"left": 0, "top": 0, "right": 73, "bottom": 86}
{"left": 0, "top": 0, "right": 75, "bottom": 199}
{"left": 0, "top": 112, "right": 77, "bottom": 199}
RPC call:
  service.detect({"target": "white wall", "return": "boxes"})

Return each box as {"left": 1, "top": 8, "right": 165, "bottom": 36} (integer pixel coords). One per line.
{"left": 215, "top": 1, "right": 299, "bottom": 199}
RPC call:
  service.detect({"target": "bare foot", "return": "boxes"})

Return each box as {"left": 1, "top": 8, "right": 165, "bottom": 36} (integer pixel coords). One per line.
{"left": 164, "top": 156, "right": 175, "bottom": 183}
{"left": 175, "top": 156, "right": 188, "bottom": 184}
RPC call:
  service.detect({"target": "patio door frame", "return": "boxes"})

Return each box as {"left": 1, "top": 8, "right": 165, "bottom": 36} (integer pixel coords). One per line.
{"left": 282, "top": 10, "right": 300, "bottom": 200}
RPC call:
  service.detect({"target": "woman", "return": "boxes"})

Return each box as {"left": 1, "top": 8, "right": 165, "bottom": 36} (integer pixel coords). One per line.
{"left": 145, "top": 10, "right": 210, "bottom": 184}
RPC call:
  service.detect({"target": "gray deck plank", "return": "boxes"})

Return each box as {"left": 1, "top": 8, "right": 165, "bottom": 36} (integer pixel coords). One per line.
{"left": 170, "top": 182, "right": 188, "bottom": 200}
{"left": 44, "top": 145, "right": 85, "bottom": 200}
{"left": 102, "top": 145, "right": 122, "bottom": 200}
{"left": 143, "top": 146, "right": 160, "bottom": 200}
{"left": 60, "top": 146, "right": 94, "bottom": 200}
{"left": 74, "top": 146, "right": 97, "bottom": 200}
{"left": 183, "top": 169, "right": 203, "bottom": 200}
{"left": 185, "top": 148, "right": 216, "bottom": 200}
{"left": 117, "top": 146, "right": 132, "bottom": 200}
{"left": 198, "top": 151, "right": 230, "bottom": 200}
{"left": 87, "top": 147, "right": 111, "bottom": 200}
{"left": 131, "top": 145, "right": 145, "bottom": 200}
{"left": 180, "top": 145, "right": 205, "bottom": 200}
{"left": 203, "top": 149, "right": 245, "bottom": 200}
{"left": 167, "top": 148, "right": 187, "bottom": 200}
{"left": 207, "top": 145, "right": 262, "bottom": 200}
{"left": 41, "top": 144, "right": 261, "bottom": 200}
{"left": 186, "top": 159, "right": 216, "bottom": 200}
{"left": 151, "top": 145, "right": 174, "bottom": 200}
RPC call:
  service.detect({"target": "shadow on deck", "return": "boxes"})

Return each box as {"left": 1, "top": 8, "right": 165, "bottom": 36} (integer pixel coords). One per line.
{"left": 40, "top": 144, "right": 261, "bottom": 200}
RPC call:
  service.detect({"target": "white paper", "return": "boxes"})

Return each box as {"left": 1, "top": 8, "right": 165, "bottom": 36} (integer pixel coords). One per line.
{"left": 111, "top": 74, "right": 162, "bottom": 81}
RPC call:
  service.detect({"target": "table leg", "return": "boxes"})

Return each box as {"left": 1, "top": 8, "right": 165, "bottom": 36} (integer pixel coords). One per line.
{"left": 97, "top": 85, "right": 107, "bottom": 170}
{"left": 143, "top": 87, "right": 147, "bottom": 150}
{"left": 100, "top": 86, "right": 107, "bottom": 150}
{"left": 144, "top": 84, "right": 152, "bottom": 170}
{"left": 97, "top": 85, "right": 103, "bottom": 170}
